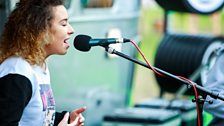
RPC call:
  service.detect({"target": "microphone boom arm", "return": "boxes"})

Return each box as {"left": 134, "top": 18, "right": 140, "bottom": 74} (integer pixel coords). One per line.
{"left": 105, "top": 46, "right": 224, "bottom": 101}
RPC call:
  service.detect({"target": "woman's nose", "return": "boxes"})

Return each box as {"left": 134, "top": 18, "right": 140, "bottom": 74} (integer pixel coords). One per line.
{"left": 68, "top": 24, "right": 74, "bottom": 34}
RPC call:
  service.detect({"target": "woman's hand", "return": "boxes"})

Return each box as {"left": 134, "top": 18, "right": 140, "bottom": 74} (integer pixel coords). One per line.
{"left": 58, "top": 112, "right": 79, "bottom": 126}
{"left": 69, "top": 107, "right": 86, "bottom": 126}
{"left": 58, "top": 107, "right": 86, "bottom": 126}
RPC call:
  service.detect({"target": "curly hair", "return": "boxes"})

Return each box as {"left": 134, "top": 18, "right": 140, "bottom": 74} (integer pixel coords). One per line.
{"left": 0, "top": 0, "right": 64, "bottom": 65}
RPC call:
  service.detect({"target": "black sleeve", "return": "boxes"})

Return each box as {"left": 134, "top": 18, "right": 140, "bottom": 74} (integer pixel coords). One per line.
{"left": 0, "top": 74, "right": 32, "bottom": 126}
{"left": 54, "top": 111, "right": 68, "bottom": 126}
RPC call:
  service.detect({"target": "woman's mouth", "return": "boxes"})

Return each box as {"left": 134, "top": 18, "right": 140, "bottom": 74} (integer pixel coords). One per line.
{"left": 64, "top": 39, "right": 70, "bottom": 48}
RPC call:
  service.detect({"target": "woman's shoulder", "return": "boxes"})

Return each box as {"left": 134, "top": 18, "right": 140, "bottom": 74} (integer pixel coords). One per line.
{"left": 0, "top": 56, "right": 33, "bottom": 78}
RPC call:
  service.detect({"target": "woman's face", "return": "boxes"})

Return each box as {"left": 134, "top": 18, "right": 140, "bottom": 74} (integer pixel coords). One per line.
{"left": 44, "top": 5, "right": 74, "bottom": 57}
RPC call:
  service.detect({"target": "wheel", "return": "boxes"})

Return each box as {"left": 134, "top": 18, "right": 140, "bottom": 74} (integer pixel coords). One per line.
{"left": 155, "top": 0, "right": 224, "bottom": 14}
{"left": 154, "top": 33, "right": 224, "bottom": 95}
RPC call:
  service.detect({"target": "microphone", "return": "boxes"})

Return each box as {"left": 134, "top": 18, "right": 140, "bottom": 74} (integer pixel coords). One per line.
{"left": 73, "top": 34, "right": 130, "bottom": 52}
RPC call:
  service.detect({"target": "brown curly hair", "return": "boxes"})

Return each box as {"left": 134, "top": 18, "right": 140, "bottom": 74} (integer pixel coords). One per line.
{"left": 0, "top": 0, "right": 64, "bottom": 65}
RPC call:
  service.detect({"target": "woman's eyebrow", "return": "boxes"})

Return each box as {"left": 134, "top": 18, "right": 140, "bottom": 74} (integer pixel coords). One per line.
{"left": 59, "top": 18, "right": 68, "bottom": 23}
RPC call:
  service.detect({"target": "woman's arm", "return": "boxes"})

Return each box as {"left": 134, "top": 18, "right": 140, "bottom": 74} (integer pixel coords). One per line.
{"left": 0, "top": 74, "right": 32, "bottom": 126}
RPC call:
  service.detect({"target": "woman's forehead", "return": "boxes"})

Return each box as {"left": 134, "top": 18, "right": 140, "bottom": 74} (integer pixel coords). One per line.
{"left": 51, "top": 5, "right": 68, "bottom": 21}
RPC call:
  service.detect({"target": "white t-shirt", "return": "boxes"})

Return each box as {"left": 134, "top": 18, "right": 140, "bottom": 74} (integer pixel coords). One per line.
{"left": 0, "top": 56, "right": 56, "bottom": 126}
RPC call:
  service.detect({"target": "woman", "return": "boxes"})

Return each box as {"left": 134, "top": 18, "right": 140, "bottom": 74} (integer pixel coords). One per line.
{"left": 0, "top": 0, "right": 86, "bottom": 125}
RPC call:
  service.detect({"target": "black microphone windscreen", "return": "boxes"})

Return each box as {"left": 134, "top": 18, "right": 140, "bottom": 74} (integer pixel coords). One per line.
{"left": 73, "top": 34, "right": 92, "bottom": 52}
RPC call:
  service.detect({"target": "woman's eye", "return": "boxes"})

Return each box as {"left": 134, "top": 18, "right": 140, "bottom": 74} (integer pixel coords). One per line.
{"left": 62, "top": 23, "right": 67, "bottom": 26}
{"left": 61, "top": 21, "right": 68, "bottom": 26}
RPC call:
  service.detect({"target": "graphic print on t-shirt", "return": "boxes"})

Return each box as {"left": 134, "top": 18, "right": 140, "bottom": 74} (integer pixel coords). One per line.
{"left": 39, "top": 84, "right": 56, "bottom": 126}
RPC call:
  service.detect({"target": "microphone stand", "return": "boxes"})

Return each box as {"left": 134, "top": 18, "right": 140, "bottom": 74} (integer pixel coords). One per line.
{"left": 104, "top": 46, "right": 224, "bottom": 126}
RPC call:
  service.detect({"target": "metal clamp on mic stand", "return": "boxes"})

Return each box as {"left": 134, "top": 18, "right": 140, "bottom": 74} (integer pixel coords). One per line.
{"left": 104, "top": 45, "right": 224, "bottom": 126}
